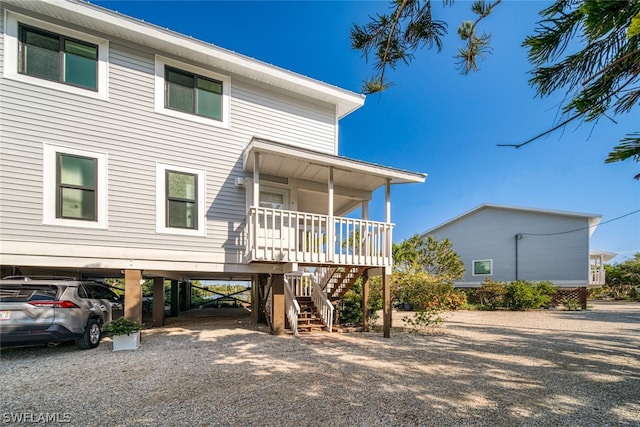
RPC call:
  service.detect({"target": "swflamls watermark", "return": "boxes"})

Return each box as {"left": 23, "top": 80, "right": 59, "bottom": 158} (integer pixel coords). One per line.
{"left": 2, "top": 412, "right": 71, "bottom": 424}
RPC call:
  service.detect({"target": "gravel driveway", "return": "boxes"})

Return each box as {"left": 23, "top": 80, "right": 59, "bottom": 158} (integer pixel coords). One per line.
{"left": 1, "top": 301, "right": 639, "bottom": 426}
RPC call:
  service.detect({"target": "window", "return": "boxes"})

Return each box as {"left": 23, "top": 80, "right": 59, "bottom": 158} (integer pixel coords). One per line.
{"left": 155, "top": 56, "right": 230, "bottom": 127}
{"left": 4, "top": 11, "right": 108, "bottom": 99}
{"left": 166, "top": 170, "right": 197, "bottom": 229}
{"left": 57, "top": 153, "right": 97, "bottom": 221}
{"left": 19, "top": 24, "right": 98, "bottom": 90}
{"left": 156, "top": 163, "right": 206, "bottom": 236}
{"left": 165, "top": 66, "right": 222, "bottom": 120}
{"left": 472, "top": 259, "right": 493, "bottom": 276}
{"left": 43, "top": 144, "right": 108, "bottom": 229}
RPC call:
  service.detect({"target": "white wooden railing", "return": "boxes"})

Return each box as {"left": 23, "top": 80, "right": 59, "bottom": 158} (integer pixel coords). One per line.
{"left": 248, "top": 207, "right": 393, "bottom": 267}
{"left": 286, "top": 272, "right": 312, "bottom": 297}
{"left": 310, "top": 274, "right": 334, "bottom": 333}
{"left": 283, "top": 278, "right": 300, "bottom": 336}
{"left": 590, "top": 268, "right": 606, "bottom": 285}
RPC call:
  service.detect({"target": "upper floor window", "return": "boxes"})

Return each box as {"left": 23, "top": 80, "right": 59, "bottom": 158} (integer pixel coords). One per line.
{"left": 155, "top": 56, "right": 230, "bottom": 128}
{"left": 3, "top": 11, "right": 109, "bottom": 100}
{"left": 156, "top": 163, "right": 206, "bottom": 236}
{"left": 43, "top": 144, "right": 108, "bottom": 229}
{"left": 19, "top": 24, "right": 98, "bottom": 91}
{"left": 165, "top": 66, "right": 222, "bottom": 121}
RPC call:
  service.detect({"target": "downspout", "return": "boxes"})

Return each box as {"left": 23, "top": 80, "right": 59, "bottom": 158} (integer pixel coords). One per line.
{"left": 515, "top": 233, "right": 523, "bottom": 280}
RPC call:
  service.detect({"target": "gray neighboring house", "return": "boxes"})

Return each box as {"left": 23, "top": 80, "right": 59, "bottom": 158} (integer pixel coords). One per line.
{"left": 422, "top": 204, "right": 615, "bottom": 289}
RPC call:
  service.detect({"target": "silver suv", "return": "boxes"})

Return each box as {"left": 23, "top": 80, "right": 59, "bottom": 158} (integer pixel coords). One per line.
{"left": 0, "top": 277, "right": 121, "bottom": 349}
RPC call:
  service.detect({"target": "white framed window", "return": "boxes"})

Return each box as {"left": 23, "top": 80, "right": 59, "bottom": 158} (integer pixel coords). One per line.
{"left": 154, "top": 55, "right": 230, "bottom": 128}
{"left": 156, "top": 163, "right": 206, "bottom": 236}
{"left": 472, "top": 259, "right": 493, "bottom": 276}
{"left": 3, "top": 10, "right": 109, "bottom": 100}
{"left": 43, "top": 143, "right": 108, "bottom": 229}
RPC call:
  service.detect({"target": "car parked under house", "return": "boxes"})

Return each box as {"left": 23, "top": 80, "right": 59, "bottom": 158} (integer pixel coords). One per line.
{"left": 0, "top": 0, "right": 426, "bottom": 336}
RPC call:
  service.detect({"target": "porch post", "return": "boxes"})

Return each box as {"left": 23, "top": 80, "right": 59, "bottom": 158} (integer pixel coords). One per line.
{"left": 328, "top": 166, "right": 334, "bottom": 262}
{"left": 382, "top": 267, "right": 391, "bottom": 338}
{"left": 152, "top": 277, "right": 165, "bottom": 327}
{"left": 253, "top": 152, "right": 260, "bottom": 207}
{"left": 361, "top": 269, "right": 370, "bottom": 332}
{"left": 251, "top": 275, "right": 259, "bottom": 323}
{"left": 124, "top": 269, "right": 143, "bottom": 324}
{"left": 385, "top": 179, "right": 391, "bottom": 222}
{"left": 361, "top": 200, "right": 369, "bottom": 220}
{"left": 271, "top": 274, "right": 285, "bottom": 335}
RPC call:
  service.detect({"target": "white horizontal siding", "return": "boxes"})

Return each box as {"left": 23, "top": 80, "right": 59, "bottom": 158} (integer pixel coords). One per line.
{"left": 1, "top": 19, "right": 339, "bottom": 263}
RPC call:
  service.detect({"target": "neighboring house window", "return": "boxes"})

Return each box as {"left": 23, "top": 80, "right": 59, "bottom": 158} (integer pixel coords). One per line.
{"left": 472, "top": 259, "right": 493, "bottom": 276}
{"left": 43, "top": 144, "right": 108, "bottom": 229}
{"left": 165, "top": 66, "right": 223, "bottom": 121}
{"left": 19, "top": 24, "right": 98, "bottom": 90}
{"left": 154, "top": 56, "right": 230, "bottom": 127}
{"left": 3, "top": 11, "right": 109, "bottom": 99}
{"left": 156, "top": 163, "right": 206, "bottom": 236}
{"left": 57, "top": 153, "right": 97, "bottom": 221}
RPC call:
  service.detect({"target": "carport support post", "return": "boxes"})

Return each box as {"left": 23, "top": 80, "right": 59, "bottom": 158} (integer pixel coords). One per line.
{"left": 382, "top": 268, "right": 391, "bottom": 338}
{"left": 250, "top": 275, "right": 259, "bottom": 323}
{"left": 271, "top": 274, "right": 285, "bottom": 335}
{"left": 361, "top": 269, "right": 370, "bottom": 332}
{"left": 152, "top": 277, "right": 165, "bottom": 327}
{"left": 124, "top": 269, "right": 143, "bottom": 324}
{"left": 170, "top": 280, "right": 179, "bottom": 317}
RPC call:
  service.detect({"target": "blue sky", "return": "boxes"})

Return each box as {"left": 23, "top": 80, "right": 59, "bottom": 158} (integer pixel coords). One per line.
{"left": 95, "top": 0, "right": 639, "bottom": 263}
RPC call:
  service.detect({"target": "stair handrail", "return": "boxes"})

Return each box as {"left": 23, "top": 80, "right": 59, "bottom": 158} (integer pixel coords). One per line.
{"left": 307, "top": 272, "right": 334, "bottom": 333}
{"left": 284, "top": 277, "right": 300, "bottom": 336}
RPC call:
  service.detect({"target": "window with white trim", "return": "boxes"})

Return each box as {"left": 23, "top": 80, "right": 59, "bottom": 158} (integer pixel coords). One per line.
{"left": 155, "top": 56, "right": 230, "bottom": 127}
{"left": 472, "top": 259, "right": 493, "bottom": 276}
{"left": 156, "top": 163, "right": 206, "bottom": 236}
{"left": 43, "top": 144, "right": 108, "bottom": 229}
{"left": 4, "top": 11, "right": 109, "bottom": 99}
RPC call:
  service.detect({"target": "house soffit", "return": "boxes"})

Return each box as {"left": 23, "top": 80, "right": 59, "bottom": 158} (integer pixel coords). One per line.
{"left": 243, "top": 138, "right": 427, "bottom": 194}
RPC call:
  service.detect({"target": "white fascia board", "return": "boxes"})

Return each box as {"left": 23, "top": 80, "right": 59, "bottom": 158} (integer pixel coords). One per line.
{"left": 245, "top": 138, "right": 427, "bottom": 184}
{"left": 10, "top": 0, "right": 365, "bottom": 118}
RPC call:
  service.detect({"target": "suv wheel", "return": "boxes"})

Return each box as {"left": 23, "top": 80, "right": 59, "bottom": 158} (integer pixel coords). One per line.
{"left": 76, "top": 319, "right": 101, "bottom": 349}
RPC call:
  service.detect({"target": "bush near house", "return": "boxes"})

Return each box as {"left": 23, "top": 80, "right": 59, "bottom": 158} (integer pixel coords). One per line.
{"left": 467, "top": 279, "right": 557, "bottom": 310}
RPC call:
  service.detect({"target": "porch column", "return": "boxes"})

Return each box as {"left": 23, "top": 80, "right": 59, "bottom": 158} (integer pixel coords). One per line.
{"left": 382, "top": 267, "right": 391, "bottom": 338}
{"left": 253, "top": 152, "right": 260, "bottom": 207}
{"left": 361, "top": 269, "right": 370, "bottom": 332}
{"left": 124, "top": 269, "right": 143, "bottom": 324}
{"left": 271, "top": 274, "right": 285, "bottom": 335}
{"left": 328, "top": 166, "right": 334, "bottom": 262}
{"left": 152, "top": 277, "right": 165, "bottom": 327}
{"left": 251, "top": 275, "right": 259, "bottom": 323}
{"left": 361, "top": 200, "right": 369, "bottom": 220}
{"left": 385, "top": 178, "right": 391, "bottom": 223}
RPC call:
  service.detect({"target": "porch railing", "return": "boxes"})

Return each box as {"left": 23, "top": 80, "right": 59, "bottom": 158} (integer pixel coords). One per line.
{"left": 590, "top": 268, "right": 606, "bottom": 285}
{"left": 248, "top": 207, "right": 393, "bottom": 267}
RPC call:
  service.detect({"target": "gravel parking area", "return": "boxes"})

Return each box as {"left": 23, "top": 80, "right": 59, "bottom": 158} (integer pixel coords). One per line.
{"left": 1, "top": 301, "right": 639, "bottom": 426}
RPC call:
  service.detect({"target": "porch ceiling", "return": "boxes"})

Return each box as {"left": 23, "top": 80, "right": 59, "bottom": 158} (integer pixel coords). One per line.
{"left": 243, "top": 138, "right": 427, "bottom": 193}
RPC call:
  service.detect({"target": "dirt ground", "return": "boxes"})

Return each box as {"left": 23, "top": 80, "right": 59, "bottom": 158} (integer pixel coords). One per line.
{"left": 1, "top": 301, "right": 639, "bottom": 426}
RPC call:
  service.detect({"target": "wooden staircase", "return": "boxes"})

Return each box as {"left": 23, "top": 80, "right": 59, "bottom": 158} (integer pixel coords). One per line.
{"left": 295, "top": 297, "right": 329, "bottom": 332}
{"left": 324, "top": 266, "right": 369, "bottom": 299}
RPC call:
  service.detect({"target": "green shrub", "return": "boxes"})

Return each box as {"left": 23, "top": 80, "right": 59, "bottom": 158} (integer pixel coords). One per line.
{"left": 402, "top": 308, "right": 445, "bottom": 333}
{"left": 563, "top": 298, "right": 581, "bottom": 311}
{"left": 471, "top": 279, "right": 507, "bottom": 309}
{"left": 102, "top": 317, "right": 143, "bottom": 336}
{"left": 504, "top": 280, "right": 552, "bottom": 310}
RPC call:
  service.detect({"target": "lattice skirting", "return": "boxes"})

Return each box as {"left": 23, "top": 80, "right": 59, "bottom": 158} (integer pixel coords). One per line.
{"left": 552, "top": 287, "right": 588, "bottom": 309}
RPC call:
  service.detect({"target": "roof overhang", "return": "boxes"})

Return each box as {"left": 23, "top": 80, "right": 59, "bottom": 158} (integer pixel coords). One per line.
{"left": 243, "top": 138, "right": 427, "bottom": 193}
{"left": 4, "top": 0, "right": 365, "bottom": 118}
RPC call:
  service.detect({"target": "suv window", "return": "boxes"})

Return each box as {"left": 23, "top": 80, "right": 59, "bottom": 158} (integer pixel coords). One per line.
{"left": 82, "top": 283, "right": 118, "bottom": 301}
{"left": 0, "top": 285, "right": 58, "bottom": 302}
